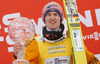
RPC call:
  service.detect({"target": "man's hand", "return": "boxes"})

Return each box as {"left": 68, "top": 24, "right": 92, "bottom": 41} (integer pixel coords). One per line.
{"left": 13, "top": 42, "right": 23, "bottom": 57}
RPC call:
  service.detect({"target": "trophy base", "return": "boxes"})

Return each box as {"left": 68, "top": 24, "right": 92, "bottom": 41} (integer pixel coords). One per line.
{"left": 13, "top": 59, "right": 30, "bottom": 64}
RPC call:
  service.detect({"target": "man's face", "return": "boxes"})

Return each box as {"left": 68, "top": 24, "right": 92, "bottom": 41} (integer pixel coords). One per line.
{"left": 45, "top": 12, "right": 61, "bottom": 30}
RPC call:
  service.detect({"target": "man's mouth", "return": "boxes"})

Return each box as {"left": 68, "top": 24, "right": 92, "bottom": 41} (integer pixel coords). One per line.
{"left": 49, "top": 21, "right": 56, "bottom": 23}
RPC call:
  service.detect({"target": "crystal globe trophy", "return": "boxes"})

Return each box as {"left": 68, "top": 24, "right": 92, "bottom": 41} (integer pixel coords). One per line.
{"left": 8, "top": 17, "right": 35, "bottom": 64}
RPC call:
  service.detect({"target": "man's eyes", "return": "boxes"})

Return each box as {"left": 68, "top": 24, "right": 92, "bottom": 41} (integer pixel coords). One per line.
{"left": 54, "top": 13, "right": 58, "bottom": 16}
{"left": 46, "top": 13, "right": 59, "bottom": 16}
{"left": 47, "top": 13, "right": 51, "bottom": 16}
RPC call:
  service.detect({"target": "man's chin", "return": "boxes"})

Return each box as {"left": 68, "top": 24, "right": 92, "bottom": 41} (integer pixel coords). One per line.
{"left": 49, "top": 27, "right": 57, "bottom": 30}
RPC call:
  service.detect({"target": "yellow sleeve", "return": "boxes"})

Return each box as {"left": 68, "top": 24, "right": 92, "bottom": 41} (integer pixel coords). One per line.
{"left": 25, "top": 39, "right": 39, "bottom": 64}
{"left": 85, "top": 46, "right": 100, "bottom": 64}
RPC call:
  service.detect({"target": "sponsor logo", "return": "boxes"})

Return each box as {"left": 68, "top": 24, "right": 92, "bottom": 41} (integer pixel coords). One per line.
{"left": 54, "top": 58, "right": 67, "bottom": 64}
{"left": 83, "top": 31, "right": 100, "bottom": 41}
{"left": 47, "top": 5, "right": 58, "bottom": 9}
{"left": 54, "top": 35, "right": 65, "bottom": 42}
{"left": 45, "top": 56, "right": 70, "bottom": 64}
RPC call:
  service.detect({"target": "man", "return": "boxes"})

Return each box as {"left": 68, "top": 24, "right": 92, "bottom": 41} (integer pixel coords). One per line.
{"left": 13, "top": 1, "right": 100, "bottom": 64}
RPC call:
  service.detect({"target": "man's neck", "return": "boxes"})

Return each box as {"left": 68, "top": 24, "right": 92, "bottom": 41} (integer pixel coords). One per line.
{"left": 46, "top": 27, "right": 60, "bottom": 31}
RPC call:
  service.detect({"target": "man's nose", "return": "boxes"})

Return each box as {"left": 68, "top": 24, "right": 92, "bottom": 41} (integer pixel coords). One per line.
{"left": 51, "top": 14, "right": 55, "bottom": 19}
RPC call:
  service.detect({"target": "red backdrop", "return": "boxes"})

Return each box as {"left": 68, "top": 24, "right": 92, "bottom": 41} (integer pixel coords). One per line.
{"left": 0, "top": 0, "right": 100, "bottom": 64}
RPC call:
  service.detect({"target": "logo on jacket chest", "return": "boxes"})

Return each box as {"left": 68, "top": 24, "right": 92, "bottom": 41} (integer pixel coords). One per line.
{"left": 45, "top": 56, "right": 70, "bottom": 64}
{"left": 47, "top": 45, "right": 66, "bottom": 54}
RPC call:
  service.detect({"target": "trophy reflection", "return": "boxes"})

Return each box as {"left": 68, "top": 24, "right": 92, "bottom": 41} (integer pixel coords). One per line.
{"left": 8, "top": 17, "right": 35, "bottom": 64}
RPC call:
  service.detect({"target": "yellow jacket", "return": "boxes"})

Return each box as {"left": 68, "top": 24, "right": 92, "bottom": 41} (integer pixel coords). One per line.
{"left": 13, "top": 36, "right": 100, "bottom": 64}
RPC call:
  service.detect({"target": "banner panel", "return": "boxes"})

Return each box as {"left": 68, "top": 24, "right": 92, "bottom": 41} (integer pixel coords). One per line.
{"left": 0, "top": 0, "right": 100, "bottom": 64}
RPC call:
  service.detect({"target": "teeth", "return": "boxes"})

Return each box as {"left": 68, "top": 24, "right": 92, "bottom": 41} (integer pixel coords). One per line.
{"left": 50, "top": 22, "right": 55, "bottom": 23}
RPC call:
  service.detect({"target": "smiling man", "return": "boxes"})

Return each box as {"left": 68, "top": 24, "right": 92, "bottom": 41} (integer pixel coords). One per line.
{"left": 13, "top": 1, "right": 100, "bottom": 64}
